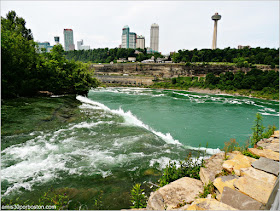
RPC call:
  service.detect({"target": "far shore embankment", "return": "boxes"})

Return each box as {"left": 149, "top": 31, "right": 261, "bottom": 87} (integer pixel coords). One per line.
{"left": 93, "top": 63, "right": 279, "bottom": 101}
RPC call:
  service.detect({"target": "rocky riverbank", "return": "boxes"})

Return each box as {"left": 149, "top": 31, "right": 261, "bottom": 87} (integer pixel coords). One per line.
{"left": 144, "top": 130, "right": 279, "bottom": 210}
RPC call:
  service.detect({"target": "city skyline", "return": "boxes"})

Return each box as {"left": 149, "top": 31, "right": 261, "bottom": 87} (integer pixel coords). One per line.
{"left": 1, "top": 1, "right": 279, "bottom": 54}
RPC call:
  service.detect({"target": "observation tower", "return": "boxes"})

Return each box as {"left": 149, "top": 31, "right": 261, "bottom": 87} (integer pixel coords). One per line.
{"left": 211, "top": 12, "right": 221, "bottom": 49}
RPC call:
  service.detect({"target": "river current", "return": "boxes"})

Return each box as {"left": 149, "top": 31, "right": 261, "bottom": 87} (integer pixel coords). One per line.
{"left": 1, "top": 87, "right": 279, "bottom": 209}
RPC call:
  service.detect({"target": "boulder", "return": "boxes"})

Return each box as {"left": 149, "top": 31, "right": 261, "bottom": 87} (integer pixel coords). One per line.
{"left": 233, "top": 176, "right": 274, "bottom": 204}
{"left": 222, "top": 154, "right": 256, "bottom": 176}
{"left": 199, "top": 152, "right": 225, "bottom": 185}
{"left": 186, "top": 198, "right": 236, "bottom": 210}
{"left": 146, "top": 177, "right": 203, "bottom": 210}
{"left": 220, "top": 187, "right": 262, "bottom": 210}
{"left": 213, "top": 175, "right": 238, "bottom": 194}
{"left": 257, "top": 139, "right": 271, "bottom": 148}
{"left": 251, "top": 157, "right": 279, "bottom": 176}
{"left": 248, "top": 148, "right": 279, "bottom": 161}
{"left": 264, "top": 143, "right": 279, "bottom": 152}
{"left": 240, "top": 167, "right": 277, "bottom": 185}
{"left": 199, "top": 152, "right": 237, "bottom": 185}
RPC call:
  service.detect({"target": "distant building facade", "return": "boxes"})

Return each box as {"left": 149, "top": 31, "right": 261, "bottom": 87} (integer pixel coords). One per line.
{"left": 238, "top": 45, "right": 251, "bottom": 49}
{"left": 37, "top": 42, "right": 53, "bottom": 53}
{"left": 77, "top": 40, "right": 90, "bottom": 50}
{"left": 54, "top": 36, "right": 60, "bottom": 45}
{"left": 121, "top": 25, "right": 136, "bottom": 49}
{"left": 136, "top": 35, "right": 145, "bottom": 49}
{"left": 150, "top": 23, "right": 159, "bottom": 52}
{"left": 64, "top": 29, "right": 75, "bottom": 51}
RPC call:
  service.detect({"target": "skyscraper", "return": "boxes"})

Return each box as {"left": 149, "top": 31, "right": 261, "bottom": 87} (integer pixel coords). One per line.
{"left": 63, "top": 29, "right": 75, "bottom": 51}
{"left": 150, "top": 23, "right": 159, "bottom": 52}
{"left": 136, "top": 35, "right": 145, "bottom": 49}
{"left": 121, "top": 25, "right": 136, "bottom": 49}
{"left": 77, "top": 40, "right": 90, "bottom": 50}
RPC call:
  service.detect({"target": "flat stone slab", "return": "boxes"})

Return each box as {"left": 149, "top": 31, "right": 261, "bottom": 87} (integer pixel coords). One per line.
{"left": 146, "top": 177, "right": 203, "bottom": 210}
{"left": 240, "top": 167, "right": 277, "bottom": 185}
{"left": 222, "top": 154, "right": 256, "bottom": 176}
{"left": 248, "top": 148, "right": 279, "bottom": 161}
{"left": 186, "top": 198, "right": 237, "bottom": 210}
{"left": 213, "top": 175, "right": 238, "bottom": 194}
{"left": 264, "top": 143, "right": 279, "bottom": 152}
{"left": 251, "top": 157, "right": 279, "bottom": 176}
{"left": 271, "top": 138, "right": 279, "bottom": 143}
{"left": 234, "top": 176, "right": 274, "bottom": 204}
{"left": 220, "top": 186, "right": 262, "bottom": 210}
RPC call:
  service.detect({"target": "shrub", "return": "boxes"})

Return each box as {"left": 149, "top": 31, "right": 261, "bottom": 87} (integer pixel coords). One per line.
{"left": 199, "top": 182, "right": 216, "bottom": 199}
{"left": 159, "top": 152, "right": 204, "bottom": 187}
{"left": 130, "top": 184, "right": 147, "bottom": 208}
{"left": 250, "top": 113, "right": 264, "bottom": 147}
{"left": 262, "top": 125, "right": 276, "bottom": 138}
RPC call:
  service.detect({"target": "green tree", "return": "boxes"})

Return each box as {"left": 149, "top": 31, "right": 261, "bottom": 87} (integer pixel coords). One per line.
{"left": 251, "top": 113, "right": 264, "bottom": 146}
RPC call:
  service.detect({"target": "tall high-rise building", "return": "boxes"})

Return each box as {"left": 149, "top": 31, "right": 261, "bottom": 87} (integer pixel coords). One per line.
{"left": 121, "top": 25, "right": 136, "bottom": 49}
{"left": 37, "top": 42, "right": 53, "bottom": 53}
{"left": 63, "top": 29, "right": 75, "bottom": 51}
{"left": 136, "top": 35, "right": 145, "bottom": 49}
{"left": 77, "top": 40, "right": 90, "bottom": 50}
{"left": 150, "top": 23, "right": 159, "bottom": 52}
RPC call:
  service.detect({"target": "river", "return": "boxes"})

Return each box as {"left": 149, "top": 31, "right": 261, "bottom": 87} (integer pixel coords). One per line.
{"left": 1, "top": 87, "right": 279, "bottom": 209}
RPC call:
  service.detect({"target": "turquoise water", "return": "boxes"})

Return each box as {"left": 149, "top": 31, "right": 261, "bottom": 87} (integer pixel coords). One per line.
{"left": 1, "top": 88, "right": 279, "bottom": 209}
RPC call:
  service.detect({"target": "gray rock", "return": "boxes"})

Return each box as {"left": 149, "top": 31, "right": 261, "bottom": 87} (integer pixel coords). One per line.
{"left": 264, "top": 143, "right": 279, "bottom": 152}
{"left": 252, "top": 157, "right": 279, "bottom": 176}
{"left": 220, "top": 187, "right": 262, "bottom": 210}
{"left": 220, "top": 175, "right": 238, "bottom": 182}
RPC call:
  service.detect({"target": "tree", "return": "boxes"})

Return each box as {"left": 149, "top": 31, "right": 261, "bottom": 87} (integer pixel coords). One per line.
{"left": 250, "top": 113, "right": 264, "bottom": 147}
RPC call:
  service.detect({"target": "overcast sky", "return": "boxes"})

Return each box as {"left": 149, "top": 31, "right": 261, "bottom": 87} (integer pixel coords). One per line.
{"left": 1, "top": 1, "right": 279, "bottom": 54}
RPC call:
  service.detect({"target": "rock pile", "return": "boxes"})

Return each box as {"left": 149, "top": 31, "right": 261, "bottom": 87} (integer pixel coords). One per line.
{"left": 144, "top": 130, "right": 279, "bottom": 210}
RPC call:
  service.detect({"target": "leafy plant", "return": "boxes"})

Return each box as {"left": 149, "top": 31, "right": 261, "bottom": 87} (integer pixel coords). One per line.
{"left": 38, "top": 188, "right": 70, "bottom": 210}
{"left": 199, "top": 182, "right": 216, "bottom": 199}
{"left": 130, "top": 183, "right": 147, "bottom": 208}
{"left": 242, "top": 150, "right": 260, "bottom": 159}
{"left": 93, "top": 190, "right": 103, "bottom": 210}
{"left": 262, "top": 125, "right": 276, "bottom": 138}
{"left": 250, "top": 113, "right": 265, "bottom": 146}
{"left": 159, "top": 152, "right": 204, "bottom": 187}
{"left": 223, "top": 139, "right": 238, "bottom": 160}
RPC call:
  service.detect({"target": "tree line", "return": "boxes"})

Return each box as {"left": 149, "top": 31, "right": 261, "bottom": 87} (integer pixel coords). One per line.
{"left": 1, "top": 11, "right": 99, "bottom": 99}
{"left": 172, "top": 47, "right": 279, "bottom": 67}
{"left": 63, "top": 48, "right": 164, "bottom": 63}
{"left": 64, "top": 46, "right": 278, "bottom": 67}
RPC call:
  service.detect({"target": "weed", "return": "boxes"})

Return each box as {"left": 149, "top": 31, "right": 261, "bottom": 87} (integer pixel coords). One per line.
{"left": 93, "top": 190, "right": 103, "bottom": 210}
{"left": 159, "top": 151, "right": 204, "bottom": 187}
{"left": 199, "top": 182, "right": 216, "bottom": 199}
{"left": 130, "top": 183, "right": 147, "bottom": 208}
{"left": 242, "top": 150, "right": 260, "bottom": 159}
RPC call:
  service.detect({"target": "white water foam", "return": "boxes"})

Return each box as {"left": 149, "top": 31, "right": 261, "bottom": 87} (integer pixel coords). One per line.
{"left": 76, "top": 95, "right": 181, "bottom": 145}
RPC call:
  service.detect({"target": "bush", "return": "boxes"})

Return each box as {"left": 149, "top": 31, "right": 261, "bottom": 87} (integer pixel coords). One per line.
{"left": 159, "top": 152, "right": 204, "bottom": 187}
{"left": 250, "top": 113, "right": 264, "bottom": 147}
{"left": 130, "top": 184, "right": 147, "bottom": 208}
{"left": 199, "top": 182, "right": 216, "bottom": 199}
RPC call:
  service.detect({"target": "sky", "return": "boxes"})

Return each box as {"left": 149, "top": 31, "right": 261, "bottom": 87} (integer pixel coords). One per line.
{"left": 1, "top": 0, "right": 279, "bottom": 54}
